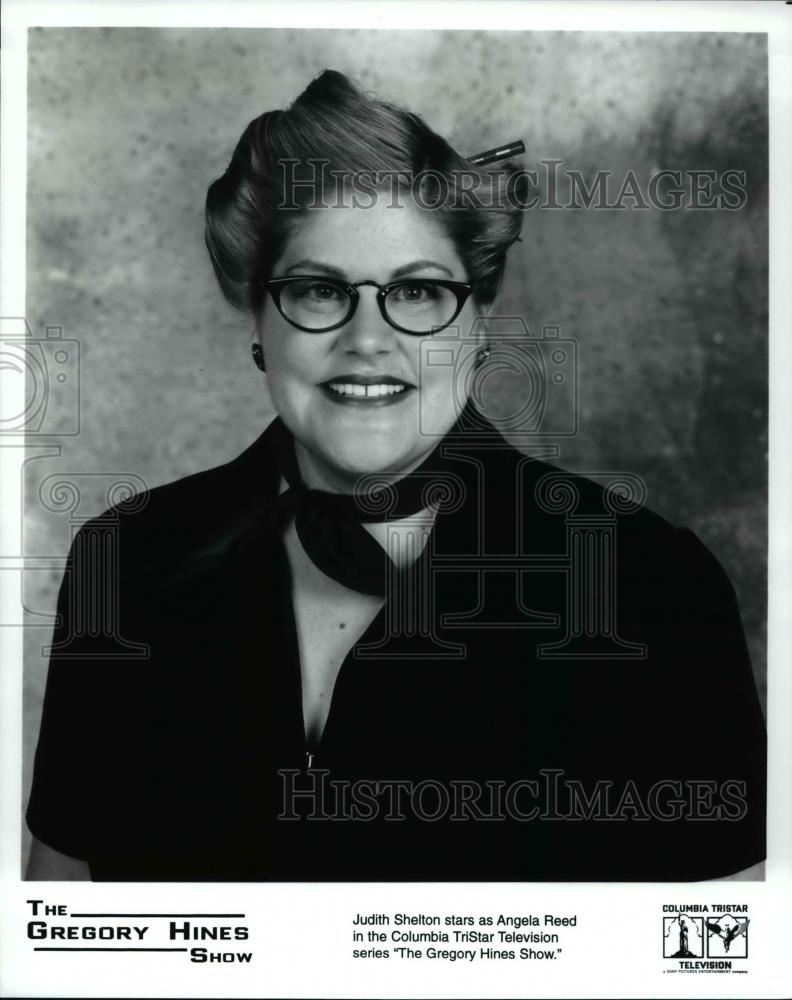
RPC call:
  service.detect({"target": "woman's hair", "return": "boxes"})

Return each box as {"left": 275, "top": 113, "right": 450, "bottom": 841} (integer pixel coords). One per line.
{"left": 205, "top": 70, "right": 524, "bottom": 313}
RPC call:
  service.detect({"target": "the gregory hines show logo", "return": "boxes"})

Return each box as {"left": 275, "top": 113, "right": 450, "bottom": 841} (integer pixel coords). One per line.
{"left": 662, "top": 904, "right": 749, "bottom": 971}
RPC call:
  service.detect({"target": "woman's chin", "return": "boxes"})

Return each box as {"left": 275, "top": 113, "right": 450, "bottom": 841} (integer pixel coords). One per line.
{"left": 303, "top": 432, "right": 426, "bottom": 488}
{"left": 327, "top": 445, "right": 418, "bottom": 481}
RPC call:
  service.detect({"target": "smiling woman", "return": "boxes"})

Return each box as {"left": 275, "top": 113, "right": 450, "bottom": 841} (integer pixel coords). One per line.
{"left": 25, "top": 70, "right": 765, "bottom": 882}
{"left": 256, "top": 198, "right": 481, "bottom": 487}
{"left": 204, "top": 69, "right": 519, "bottom": 487}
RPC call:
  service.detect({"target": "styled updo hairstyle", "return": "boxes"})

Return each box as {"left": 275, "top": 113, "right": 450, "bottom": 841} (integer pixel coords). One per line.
{"left": 205, "top": 70, "right": 524, "bottom": 313}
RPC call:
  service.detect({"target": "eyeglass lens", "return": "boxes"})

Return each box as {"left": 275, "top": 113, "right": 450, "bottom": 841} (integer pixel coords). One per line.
{"left": 278, "top": 279, "right": 461, "bottom": 333}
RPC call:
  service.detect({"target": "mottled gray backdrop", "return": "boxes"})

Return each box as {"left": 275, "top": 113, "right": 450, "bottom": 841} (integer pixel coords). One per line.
{"left": 23, "top": 29, "right": 767, "bottom": 861}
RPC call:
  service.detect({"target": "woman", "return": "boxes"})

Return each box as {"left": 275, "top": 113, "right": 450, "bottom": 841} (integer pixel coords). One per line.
{"left": 26, "top": 71, "right": 765, "bottom": 881}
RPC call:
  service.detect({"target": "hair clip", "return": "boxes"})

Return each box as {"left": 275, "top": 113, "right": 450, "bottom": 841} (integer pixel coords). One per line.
{"left": 468, "top": 140, "right": 525, "bottom": 166}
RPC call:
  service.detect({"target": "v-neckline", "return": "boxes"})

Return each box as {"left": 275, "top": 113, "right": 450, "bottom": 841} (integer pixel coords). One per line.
{"left": 277, "top": 512, "right": 439, "bottom": 766}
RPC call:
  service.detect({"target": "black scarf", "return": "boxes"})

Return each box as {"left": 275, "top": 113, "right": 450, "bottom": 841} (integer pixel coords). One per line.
{"left": 159, "top": 401, "right": 484, "bottom": 605}
{"left": 233, "top": 403, "right": 481, "bottom": 597}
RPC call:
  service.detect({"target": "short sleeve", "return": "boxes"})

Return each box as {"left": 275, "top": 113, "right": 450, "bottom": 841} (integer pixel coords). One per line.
{"left": 632, "top": 525, "right": 766, "bottom": 877}
{"left": 529, "top": 515, "right": 768, "bottom": 881}
{"left": 26, "top": 520, "right": 128, "bottom": 862}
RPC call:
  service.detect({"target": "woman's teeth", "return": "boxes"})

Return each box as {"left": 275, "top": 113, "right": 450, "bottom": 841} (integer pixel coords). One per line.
{"left": 327, "top": 383, "right": 407, "bottom": 397}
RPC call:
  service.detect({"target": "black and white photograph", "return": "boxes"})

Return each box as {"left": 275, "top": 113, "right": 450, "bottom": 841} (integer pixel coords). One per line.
{"left": 1, "top": 2, "right": 790, "bottom": 998}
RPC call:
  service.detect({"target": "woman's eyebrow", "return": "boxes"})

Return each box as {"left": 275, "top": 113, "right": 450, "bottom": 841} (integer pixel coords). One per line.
{"left": 390, "top": 259, "right": 454, "bottom": 279}
{"left": 282, "top": 258, "right": 455, "bottom": 280}
{"left": 283, "top": 259, "right": 345, "bottom": 278}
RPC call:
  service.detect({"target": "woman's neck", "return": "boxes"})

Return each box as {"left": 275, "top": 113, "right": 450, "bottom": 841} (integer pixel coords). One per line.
{"left": 286, "top": 436, "right": 443, "bottom": 570}
{"left": 363, "top": 508, "right": 437, "bottom": 568}
{"left": 293, "top": 438, "right": 434, "bottom": 496}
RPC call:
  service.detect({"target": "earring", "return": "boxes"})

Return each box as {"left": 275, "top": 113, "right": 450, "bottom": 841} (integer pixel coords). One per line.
{"left": 251, "top": 343, "right": 266, "bottom": 372}
{"left": 475, "top": 345, "right": 491, "bottom": 368}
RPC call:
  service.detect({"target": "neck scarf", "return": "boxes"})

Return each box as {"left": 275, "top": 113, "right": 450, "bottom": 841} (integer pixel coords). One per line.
{"left": 233, "top": 402, "right": 479, "bottom": 598}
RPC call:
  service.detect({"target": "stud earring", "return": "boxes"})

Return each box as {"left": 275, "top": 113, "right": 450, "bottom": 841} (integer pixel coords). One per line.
{"left": 251, "top": 343, "right": 266, "bottom": 372}
{"left": 475, "top": 345, "right": 491, "bottom": 367}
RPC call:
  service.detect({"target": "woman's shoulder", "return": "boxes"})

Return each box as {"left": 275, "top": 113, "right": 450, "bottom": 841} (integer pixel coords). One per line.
{"left": 476, "top": 435, "right": 686, "bottom": 538}
{"left": 80, "top": 420, "right": 279, "bottom": 539}
{"left": 62, "top": 420, "right": 282, "bottom": 594}
{"left": 466, "top": 435, "right": 738, "bottom": 603}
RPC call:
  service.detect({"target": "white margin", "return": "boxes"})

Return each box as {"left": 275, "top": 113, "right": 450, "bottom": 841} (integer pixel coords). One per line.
{"left": 1, "top": 3, "right": 790, "bottom": 999}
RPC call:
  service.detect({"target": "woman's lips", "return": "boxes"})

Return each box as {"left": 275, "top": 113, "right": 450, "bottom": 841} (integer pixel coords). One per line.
{"left": 318, "top": 375, "right": 416, "bottom": 406}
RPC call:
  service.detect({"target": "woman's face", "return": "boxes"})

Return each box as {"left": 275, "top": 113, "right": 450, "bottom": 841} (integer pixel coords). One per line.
{"left": 257, "top": 196, "right": 484, "bottom": 492}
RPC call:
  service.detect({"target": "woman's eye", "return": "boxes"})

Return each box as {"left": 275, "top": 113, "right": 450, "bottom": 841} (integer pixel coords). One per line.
{"left": 392, "top": 282, "right": 438, "bottom": 304}
{"left": 303, "top": 282, "right": 341, "bottom": 301}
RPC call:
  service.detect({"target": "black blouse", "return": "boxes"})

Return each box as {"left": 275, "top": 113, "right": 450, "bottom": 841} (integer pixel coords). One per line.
{"left": 26, "top": 415, "right": 766, "bottom": 881}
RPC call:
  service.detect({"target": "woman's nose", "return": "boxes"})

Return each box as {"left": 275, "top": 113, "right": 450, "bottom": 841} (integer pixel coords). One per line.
{"left": 338, "top": 288, "right": 396, "bottom": 356}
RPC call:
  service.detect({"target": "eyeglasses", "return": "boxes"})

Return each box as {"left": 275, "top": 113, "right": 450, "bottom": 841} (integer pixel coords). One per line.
{"left": 260, "top": 275, "right": 474, "bottom": 335}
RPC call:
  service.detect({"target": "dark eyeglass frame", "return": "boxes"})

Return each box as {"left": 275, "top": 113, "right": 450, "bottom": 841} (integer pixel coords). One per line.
{"left": 260, "top": 275, "right": 474, "bottom": 335}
